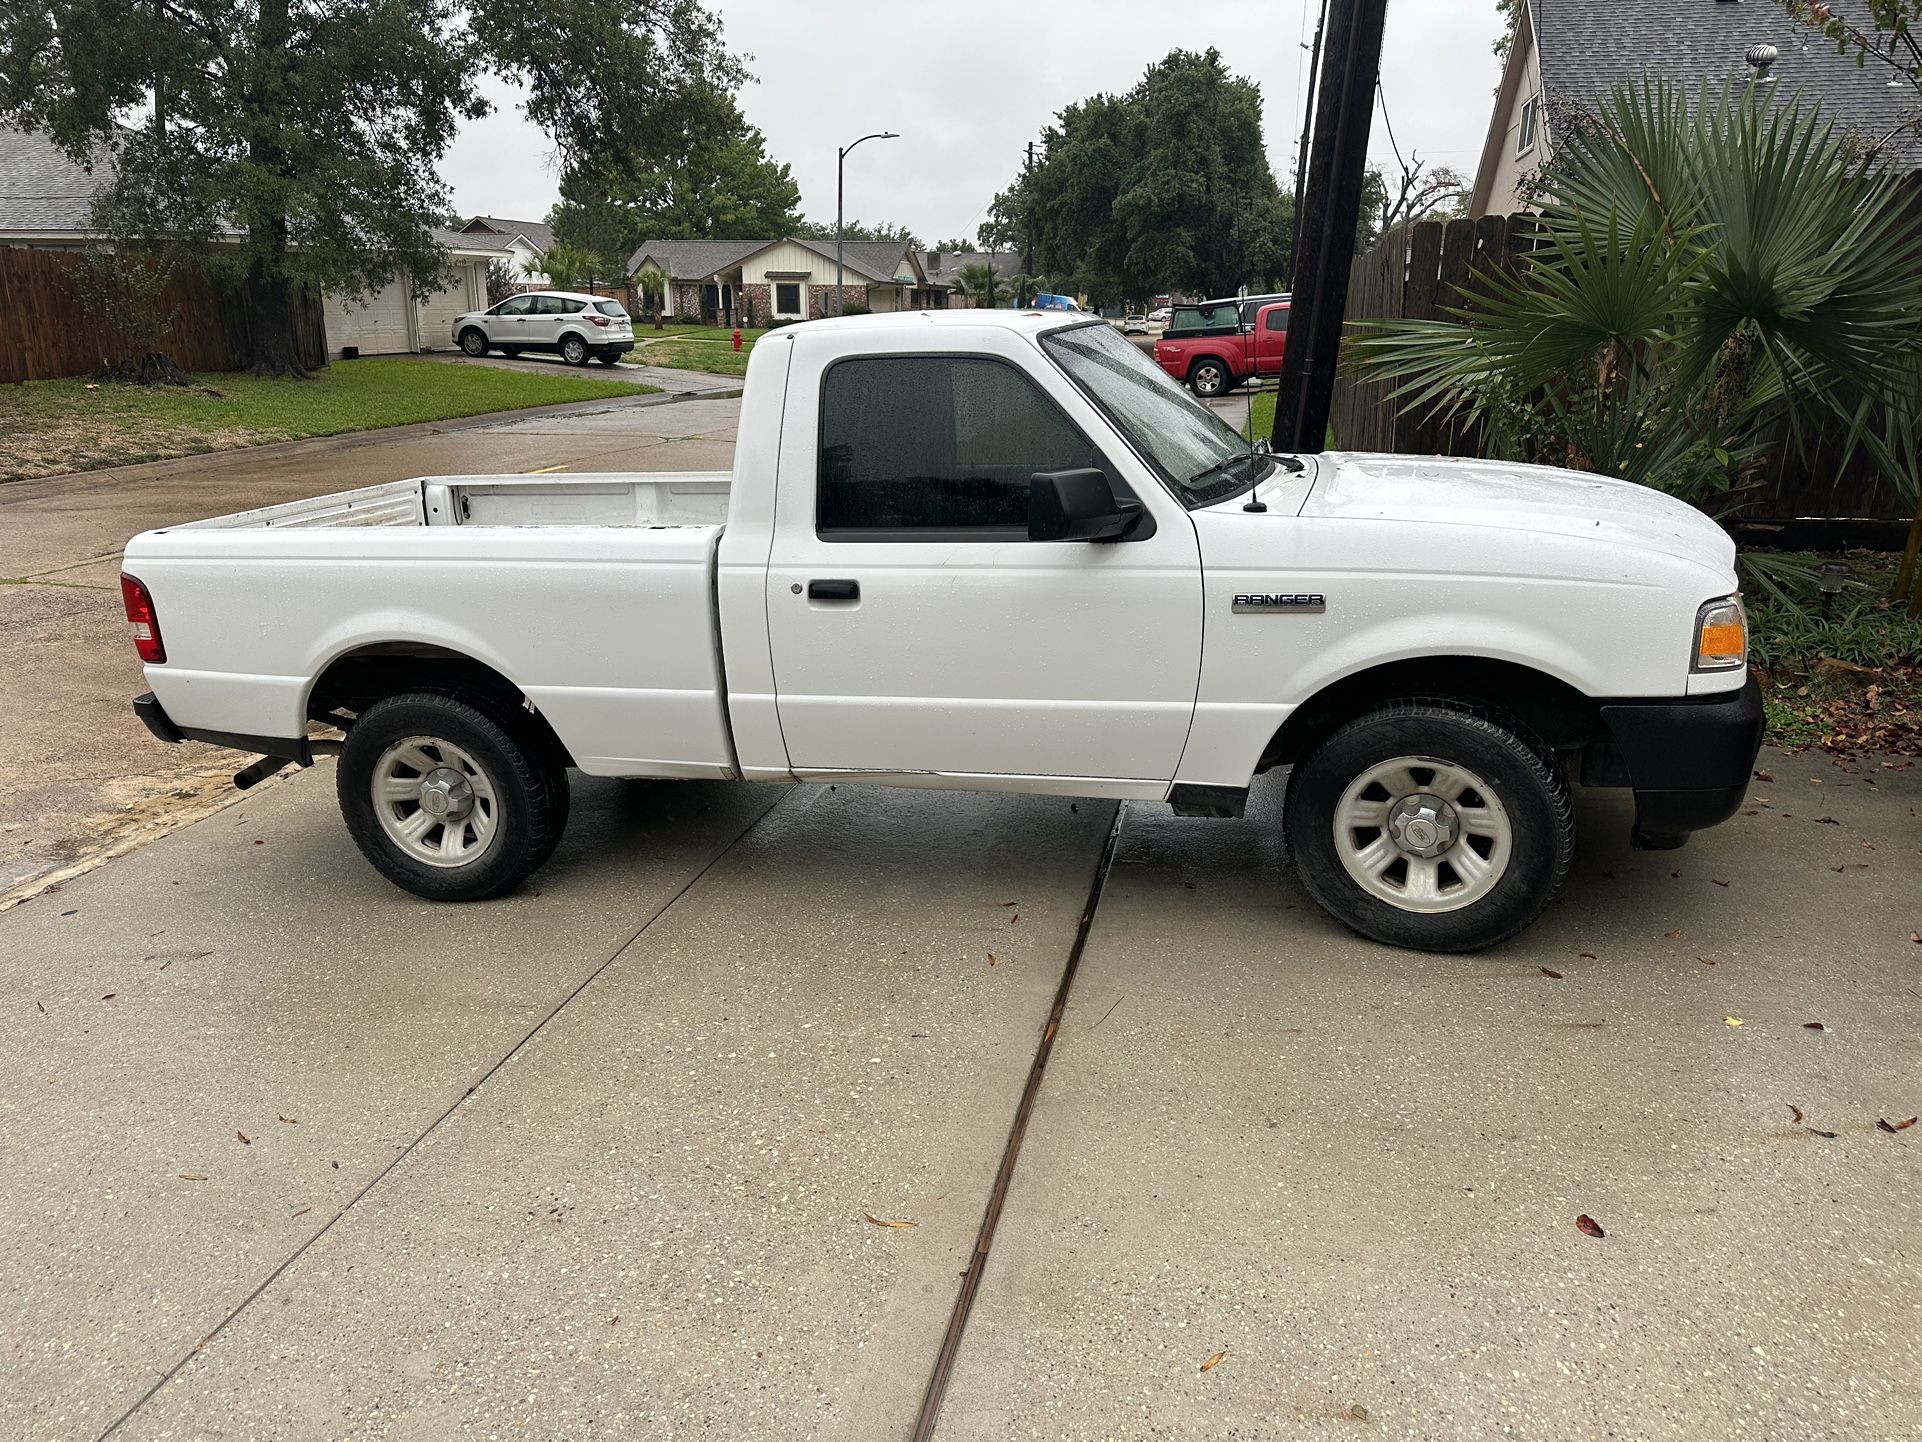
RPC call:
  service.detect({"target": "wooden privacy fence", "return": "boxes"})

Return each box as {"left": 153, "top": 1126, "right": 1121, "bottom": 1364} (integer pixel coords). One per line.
{"left": 0, "top": 248, "right": 325, "bottom": 384}
{"left": 1328, "top": 214, "right": 1914, "bottom": 523}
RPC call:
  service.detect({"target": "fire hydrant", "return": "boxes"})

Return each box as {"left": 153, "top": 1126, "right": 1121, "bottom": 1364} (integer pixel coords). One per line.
{"left": 731, "top": 329, "right": 742, "bottom": 352}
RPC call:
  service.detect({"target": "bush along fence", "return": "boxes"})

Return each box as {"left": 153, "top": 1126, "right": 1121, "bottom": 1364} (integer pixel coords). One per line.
{"left": 1329, "top": 214, "right": 1916, "bottom": 526}
{"left": 0, "top": 248, "right": 325, "bottom": 385}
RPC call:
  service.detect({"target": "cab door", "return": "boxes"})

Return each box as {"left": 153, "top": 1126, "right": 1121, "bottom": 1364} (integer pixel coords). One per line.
{"left": 762, "top": 334, "right": 1203, "bottom": 792}
{"left": 1254, "top": 304, "right": 1290, "bottom": 374}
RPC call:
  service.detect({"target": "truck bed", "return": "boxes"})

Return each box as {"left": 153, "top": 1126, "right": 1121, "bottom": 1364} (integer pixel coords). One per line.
{"left": 169, "top": 473, "right": 734, "bottom": 532}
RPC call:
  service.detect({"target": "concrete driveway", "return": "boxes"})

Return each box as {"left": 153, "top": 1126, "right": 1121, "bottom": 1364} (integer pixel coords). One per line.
{"left": 0, "top": 392, "right": 740, "bottom": 902}
{"left": 2, "top": 748, "right": 1918, "bottom": 1440}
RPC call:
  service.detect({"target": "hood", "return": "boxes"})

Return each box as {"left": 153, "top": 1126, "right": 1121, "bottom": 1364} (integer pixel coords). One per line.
{"left": 1300, "top": 453, "right": 1736, "bottom": 572}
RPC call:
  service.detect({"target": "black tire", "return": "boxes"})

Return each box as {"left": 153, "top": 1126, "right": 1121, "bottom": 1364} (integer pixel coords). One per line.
{"left": 1284, "top": 702, "right": 1574, "bottom": 953}
{"left": 1189, "top": 358, "right": 1230, "bottom": 396}
{"left": 459, "top": 328, "right": 489, "bottom": 357}
{"left": 337, "top": 690, "right": 569, "bottom": 902}
{"left": 593, "top": 352, "right": 620, "bottom": 366}
{"left": 559, "top": 334, "right": 590, "bottom": 366}
{"left": 499, "top": 346, "right": 521, "bottom": 358}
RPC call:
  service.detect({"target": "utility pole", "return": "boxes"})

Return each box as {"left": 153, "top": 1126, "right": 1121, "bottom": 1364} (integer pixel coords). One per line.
{"left": 1021, "top": 139, "right": 1036, "bottom": 306}
{"left": 1288, "top": 0, "right": 1331, "bottom": 287}
{"left": 1272, "top": 0, "right": 1389, "bottom": 454}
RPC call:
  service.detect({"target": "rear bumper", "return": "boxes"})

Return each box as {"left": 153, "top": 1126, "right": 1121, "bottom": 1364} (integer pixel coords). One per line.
{"left": 133, "top": 691, "right": 310, "bottom": 764}
{"left": 1598, "top": 674, "right": 1765, "bottom": 849}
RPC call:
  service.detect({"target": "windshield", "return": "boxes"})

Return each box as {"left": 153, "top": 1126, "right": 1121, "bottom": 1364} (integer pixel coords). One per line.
{"left": 1041, "top": 321, "right": 1271, "bottom": 506}
{"left": 594, "top": 300, "right": 628, "bottom": 318}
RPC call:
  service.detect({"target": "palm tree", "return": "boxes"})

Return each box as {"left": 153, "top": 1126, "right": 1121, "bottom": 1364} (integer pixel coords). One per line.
{"left": 632, "top": 266, "right": 668, "bottom": 329}
{"left": 949, "top": 260, "right": 1013, "bottom": 308}
{"left": 536, "top": 243, "right": 602, "bottom": 293}
{"left": 1349, "top": 79, "right": 1922, "bottom": 605}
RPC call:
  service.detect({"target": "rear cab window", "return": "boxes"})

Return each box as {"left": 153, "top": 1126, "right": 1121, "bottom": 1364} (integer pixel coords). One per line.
{"left": 594, "top": 301, "right": 628, "bottom": 318}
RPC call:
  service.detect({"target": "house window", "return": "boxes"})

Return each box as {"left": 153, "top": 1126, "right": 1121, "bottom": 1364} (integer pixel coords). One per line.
{"left": 1517, "top": 93, "right": 1541, "bottom": 156}
{"left": 774, "top": 281, "right": 803, "bottom": 317}
{"left": 817, "top": 356, "right": 1100, "bottom": 538}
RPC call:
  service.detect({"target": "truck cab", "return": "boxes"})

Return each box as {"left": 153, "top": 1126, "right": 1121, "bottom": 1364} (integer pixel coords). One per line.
{"left": 123, "top": 311, "right": 1762, "bottom": 954}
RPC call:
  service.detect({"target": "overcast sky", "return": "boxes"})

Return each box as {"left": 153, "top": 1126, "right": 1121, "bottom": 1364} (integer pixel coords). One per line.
{"left": 442, "top": 0, "right": 1506, "bottom": 240}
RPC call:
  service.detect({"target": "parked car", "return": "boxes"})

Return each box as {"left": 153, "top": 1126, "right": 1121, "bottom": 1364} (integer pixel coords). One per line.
{"left": 123, "top": 310, "right": 1761, "bottom": 954}
{"left": 1155, "top": 299, "right": 1289, "bottom": 395}
{"left": 453, "top": 291, "right": 633, "bottom": 366}
{"left": 1120, "top": 315, "right": 1150, "bottom": 335}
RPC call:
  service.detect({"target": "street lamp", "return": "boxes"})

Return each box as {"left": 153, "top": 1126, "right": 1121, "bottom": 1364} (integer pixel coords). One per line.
{"left": 836, "top": 130, "right": 900, "bottom": 315}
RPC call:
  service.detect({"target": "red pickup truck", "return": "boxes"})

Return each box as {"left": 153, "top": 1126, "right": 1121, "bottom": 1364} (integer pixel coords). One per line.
{"left": 1153, "top": 299, "right": 1289, "bottom": 396}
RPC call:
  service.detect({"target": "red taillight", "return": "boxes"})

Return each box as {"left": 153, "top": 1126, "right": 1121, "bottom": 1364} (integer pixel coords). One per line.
{"left": 120, "top": 573, "right": 165, "bottom": 663}
{"left": 588, "top": 313, "right": 609, "bottom": 327}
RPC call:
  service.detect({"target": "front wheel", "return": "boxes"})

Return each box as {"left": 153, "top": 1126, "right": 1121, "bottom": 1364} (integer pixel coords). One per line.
{"left": 1189, "top": 358, "right": 1229, "bottom": 396}
{"left": 560, "top": 334, "right": 590, "bottom": 366}
{"left": 337, "top": 691, "right": 570, "bottom": 902}
{"left": 459, "top": 328, "right": 489, "bottom": 357}
{"left": 1284, "top": 703, "right": 1574, "bottom": 953}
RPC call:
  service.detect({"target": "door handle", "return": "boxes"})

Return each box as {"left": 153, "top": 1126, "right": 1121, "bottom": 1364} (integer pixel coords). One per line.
{"left": 807, "top": 579, "right": 860, "bottom": 601}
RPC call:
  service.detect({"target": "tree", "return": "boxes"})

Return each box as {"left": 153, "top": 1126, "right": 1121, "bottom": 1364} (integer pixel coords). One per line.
{"left": 538, "top": 243, "right": 605, "bottom": 291}
{"left": 549, "top": 85, "right": 800, "bottom": 262}
{"left": 985, "top": 49, "right": 1290, "bottom": 307}
{"left": 632, "top": 265, "right": 667, "bottom": 328}
{"left": 792, "top": 218, "right": 923, "bottom": 249}
{"left": 1491, "top": 0, "right": 1524, "bottom": 64}
{"left": 485, "top": 258, "right": 518, "bottom": 306}
{"left": 948, "top": 261, "right": 1012, "bottom": 307}
{"left": 933, "top": 237, "right": 977, "bottom": 253}
{"left": 1349, "top": 80, "right": 1922, "bottom": 606}
{"left": 0, "top": 0, "right": 740, "bottom": 375}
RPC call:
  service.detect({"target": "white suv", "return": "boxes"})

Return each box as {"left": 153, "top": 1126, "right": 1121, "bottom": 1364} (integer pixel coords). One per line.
{"left": 454, "top": 291, "right": 634, "bottom": 367}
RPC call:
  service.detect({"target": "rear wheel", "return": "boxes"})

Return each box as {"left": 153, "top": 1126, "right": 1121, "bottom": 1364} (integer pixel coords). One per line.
{"left": 459, "top": 328, "right": 489, "bottom": 357}
{"left": 1189, "top": 358, "right": 1229, "bottom": 396}
{"left": 499, "top": 346, "right": 521, "bottom": 358}
{"left": 1284, "top": 702, "right": 1574, "bottom": 953}
{"left": 560, "top": 334, "right": 590, "bottom": 366}
{"left": 338, "top": 691, "right": 569, "bottom": 902}
{"left": 594, "top": 352, "right": 621, "bottom": 366}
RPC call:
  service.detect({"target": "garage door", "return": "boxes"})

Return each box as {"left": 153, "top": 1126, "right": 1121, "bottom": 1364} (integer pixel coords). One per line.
{"left": 323, "top": 284, "right": 413, "bottom": 357}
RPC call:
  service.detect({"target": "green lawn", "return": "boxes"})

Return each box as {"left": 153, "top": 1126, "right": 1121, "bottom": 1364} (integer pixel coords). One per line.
{"left": 631, "top": 336, "right": 755, "bottom": 378}
{"left": 1, "top": 357, "right": 650, "bottom": 483}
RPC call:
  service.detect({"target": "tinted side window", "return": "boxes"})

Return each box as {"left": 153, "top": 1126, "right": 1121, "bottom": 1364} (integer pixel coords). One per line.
{"left": 494, "top": 295, "right": 534, "bottom": 316}
{"left": 819, "top": 357, "right": 1097, "bottom": 537}
{"left": 1265, "top": 308, "right": 1289, "bottom": 332}
{"left": 537, "top": 295, "right": 578, "bottom": 315}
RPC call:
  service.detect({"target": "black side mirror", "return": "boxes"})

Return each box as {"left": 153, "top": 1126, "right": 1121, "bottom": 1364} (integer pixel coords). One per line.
{"left": 1028, "top": 468, "right": 1141, "bottom": 542}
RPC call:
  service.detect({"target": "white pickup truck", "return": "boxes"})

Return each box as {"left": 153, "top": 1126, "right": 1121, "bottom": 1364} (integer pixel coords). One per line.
{"left": 122, "top": 311, "right": 1762, "bottom": 952}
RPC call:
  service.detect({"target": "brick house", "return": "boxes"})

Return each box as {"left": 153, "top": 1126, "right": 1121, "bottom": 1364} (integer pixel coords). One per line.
{"left": 625, "top": 237, "right": 947, "bottom": 325}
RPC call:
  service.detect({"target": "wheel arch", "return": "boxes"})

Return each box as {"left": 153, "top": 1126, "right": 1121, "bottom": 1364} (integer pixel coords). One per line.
{"left": 1258, "top": 655, "right": 1608, "bottom": 773}
{"left": 307, "top": 641, "right": 575, "bottom": 769}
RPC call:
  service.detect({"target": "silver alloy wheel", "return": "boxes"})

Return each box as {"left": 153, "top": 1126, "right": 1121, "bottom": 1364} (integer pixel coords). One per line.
{"left": 461, "top": 329, "right": 487, "bottom": 356}
{"left": 1192, "top": 362, "right": 1226, "bottom": 396}
{"left": 1332, "top": 754, "right": 1513, "bottom": 913}
{"left": 561, "top": 335, "right": 587, "bottom": 364}
{"left": 372, "top": 735, "right": 500, "bottom": 868}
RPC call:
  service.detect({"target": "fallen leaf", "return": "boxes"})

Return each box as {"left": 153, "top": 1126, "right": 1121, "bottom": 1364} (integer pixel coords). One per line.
{"left": 1665, "top": 930, "right": 1683, "bottom": 939}
{"left": 1755, "top": 770, "right": 1774, "bottom": 783}
{"left": 1832, "top": 865, "right": 1847, "bottom": 873}
{"left": 253, "top": 839, "right": 263, "bottom": 846}
{"left": 60, "top": 909, "right": 77, "bottom": 917}
{"left": 863, "top": 1213, "right": 917, "bottom": 1229}
{"left": 1788, "top": 1104, "right": 1804, "bottom": 1124}
{"left": 1579, "top": 951, "right": 1597, "bottom": 960}
{"left": 1803, "top": 1021, "right": 1826, "bottom": 1031}
{"left": 999, "top": 901, "right": 1018, "bottom": 908}
{"left": 290, "top": 1206, "right": 311, "bottom": 1218}
{"left": 987, "top": 953, "right": 997, "bottom": 967}
{"left": 1699, "top": 956, "right": 1717, "bottom": 966}
{"left": 100, "top": 993, "right": 117, "bottom": 1002}
{"left": 1814, "top": 816, "right": 1840, "bottom": 826}
{"left": 1725, "top": 1017, "right": 1745, "bottom": 1027}
{"left": 1911, "top": 931, "right": 1921, "bottom": 944}
{"left": 1809, "top": 1128, "right": 1839, "bottom": 1138}
{"left": 1200, "top": 1351, "right": 1227, "bottom": 1373}
{"left": 236, "top": 1131, "right": 251, "bottom": 1144}
{"left": 178, "top": 1173, "right": 208, "bottom": 1181}
{"left": 1576, "top": 1214, "right": 1606, "bottom": 1239}
{"left": 1713, "top": 879, "right": 1731, "bottom": 888}
{"left": 277, "top": 1115, "right": 298, "bottom": 1124}
{"left": 1349, "top": 1404, "right": 1370, "bottom": 1422}
{"left": 1879, "top": 1117, "right": 1918, "bottom": 1133}
{"left": 1010, "top": 913, "right": 1020, "bottom": 924}
{"left": 36, "top": 1001, "right": 45, "bottom": 1013}
{"left": 1539, "top": 967, "right": 1563, "bottom": 979}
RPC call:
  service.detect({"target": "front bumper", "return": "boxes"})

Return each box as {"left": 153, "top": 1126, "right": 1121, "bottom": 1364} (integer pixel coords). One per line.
{"left": 1599, "top": 674, "right": 1765, "bottom": 849}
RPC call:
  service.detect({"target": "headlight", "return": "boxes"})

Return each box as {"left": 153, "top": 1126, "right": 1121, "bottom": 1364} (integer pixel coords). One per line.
{"left": 1692, "top": 596, "right": 1748, "bottom": 672}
